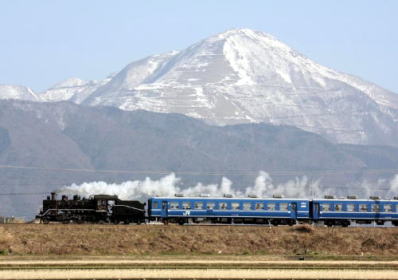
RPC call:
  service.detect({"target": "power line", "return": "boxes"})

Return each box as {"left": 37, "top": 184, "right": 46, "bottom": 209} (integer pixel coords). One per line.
{"left": 0, "top": 164, "right": 397, "bottom": 176}
{"left": 220, "top": 111, "right": 372, "bottom": 134}
{"left": 0, "top": 192, "right": 47, "bottom": 196}
{"left": 268, "top": 123, "right": 364, "bottom": 133}
{"left": 0, "top": 187, "right": 395, "bottom": 198}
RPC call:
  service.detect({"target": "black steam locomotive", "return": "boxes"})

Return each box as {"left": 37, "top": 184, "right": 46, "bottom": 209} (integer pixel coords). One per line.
{"left": 36, "top": 193, "right": 145, "bottom": 224}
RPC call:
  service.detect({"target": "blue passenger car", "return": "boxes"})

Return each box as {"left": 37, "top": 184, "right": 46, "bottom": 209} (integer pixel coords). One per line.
{"left": 311, "top": 198, "right": 398, "bottom": 226}
{"left": 148, "top": 196, "right": 310, "bottom": 225}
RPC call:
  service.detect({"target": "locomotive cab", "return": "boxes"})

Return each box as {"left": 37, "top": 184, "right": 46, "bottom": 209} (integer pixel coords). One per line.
{"left": 93, "top": 194, "right": 118, "bottom": 212}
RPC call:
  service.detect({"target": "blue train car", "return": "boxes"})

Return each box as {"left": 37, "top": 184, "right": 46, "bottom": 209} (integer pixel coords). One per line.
{"left": 312, "top": 197, "right": 398, "bottom": 227}
{"left": 148, "top": 196, "right": 310, "bottom": 225}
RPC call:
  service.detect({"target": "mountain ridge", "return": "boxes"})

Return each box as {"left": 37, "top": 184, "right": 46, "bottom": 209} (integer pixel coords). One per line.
{"left": 1, "top": 99, "right": 398, "bottom": 217}
{"left": 1, "top": 28, "right": 398, "bottom": 146}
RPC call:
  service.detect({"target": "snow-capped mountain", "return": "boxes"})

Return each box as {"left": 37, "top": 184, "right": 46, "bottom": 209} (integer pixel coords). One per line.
{"left": 0, "top": 85, "right": 39, "bottom": 101}
{"left": 82, "top": 28, "right": 398, "bottom": 145}
{"left": 1, "top": 28, "right": 398, "bottom": 145}
{"left": 39, "top": 76, "right": 113, "bottom": 103}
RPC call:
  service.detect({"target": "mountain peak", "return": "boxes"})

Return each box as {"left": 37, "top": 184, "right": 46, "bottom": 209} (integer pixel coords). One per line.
{"left": 39, "top": 77, "right": 111, "bottom": 103}
{"left": 183, "top": 28, "right": 303, "bottom": 86}
{"left": 1, "top": 29, "right": 397, "bottom": 146}
{"left": 212, "top": 28, "right": 273, "bottom": 40}
{"left": 208, "top": 28, "right": 292, "bottom": 54}
{"left": 50, "top": 77, "right": 88, "bottom": 89}
{"left": 81, "top": 28, "right": 398, "bottom": 146}
{"left": 0, "top": 84, "right": 39, "bottom": 101}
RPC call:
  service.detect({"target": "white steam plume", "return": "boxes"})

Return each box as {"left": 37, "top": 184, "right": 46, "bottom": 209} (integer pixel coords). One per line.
{"left": 58, "top": 171, "right": 324, "bottom": 201}
{"left": 245, "top": 171, "right": 325, "bottom": 198}
{"left": 388, "top": 174, "right": 398, "bottom": 197}
{"left": 352, "top": 175, "right": 398, "bottom": 199}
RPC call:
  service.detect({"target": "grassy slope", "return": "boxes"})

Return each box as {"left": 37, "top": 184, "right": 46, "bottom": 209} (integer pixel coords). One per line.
{"left": 0, "top": 224, "right": 397, "bottom": 258}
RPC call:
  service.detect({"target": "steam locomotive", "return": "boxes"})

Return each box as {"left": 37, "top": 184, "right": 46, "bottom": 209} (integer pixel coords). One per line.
{"left": 36, "top": 193, "right": 145, "bottom": 224}
{"left": 37, "top": 193, "right": 398, "bottom": 227}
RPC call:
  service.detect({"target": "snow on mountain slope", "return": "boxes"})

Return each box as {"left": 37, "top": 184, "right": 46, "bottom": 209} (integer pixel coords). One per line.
{"left": 82, "top": 28, "right": 398, "bottom": 146}
{"left": 83, "top": 51, "right": 178, "bottom": 107}
{"left": 1, "top": 29, "right": 397, "bottom": 146}
{"left": 0, "top": 85, "right": 40, "bottom": 101}
{"left": 39, "top": 76, "right": 113, "bottom": 103}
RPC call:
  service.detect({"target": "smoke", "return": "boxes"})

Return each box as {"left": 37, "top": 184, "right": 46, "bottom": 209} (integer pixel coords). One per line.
{"left": 349, "top": 175, "right": 398, "bottom": 199}
{"left": 388, "top": 174, "right": 398, "bottom": 197}
{"left": 245, "top": 171, "right": 325, "bottom": 198}
{"left": 59, "top": 171, "right": 323, "bottom": 201}
{"left": 59, "top": 173, "right": 181, "bottom": 201}
{"left": 58, "top": 172, "right": 398, "bottom": 201}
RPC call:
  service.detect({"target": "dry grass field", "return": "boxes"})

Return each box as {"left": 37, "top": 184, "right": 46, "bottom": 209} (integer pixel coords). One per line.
{"left": 1, "top": 268, "right": 398, "bottom": 279}
{"left": 0, "top": 224, "right": 397, "bottom": 258}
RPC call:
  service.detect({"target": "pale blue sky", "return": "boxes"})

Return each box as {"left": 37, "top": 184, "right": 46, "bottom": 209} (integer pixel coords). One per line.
{"left": 1, "top": 0, "right": 397, "bottom": 92}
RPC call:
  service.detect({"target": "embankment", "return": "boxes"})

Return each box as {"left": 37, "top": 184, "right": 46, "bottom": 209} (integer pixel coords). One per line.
{"left": 0, "top": 224, "right": 397, "bottom": 258}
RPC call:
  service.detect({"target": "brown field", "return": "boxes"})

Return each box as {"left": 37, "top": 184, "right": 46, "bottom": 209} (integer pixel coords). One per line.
{"left": 1, "top": 268, "right": 398, "bottom": 279}
{"left": 0, "top": 224, "right": 398, "bottom": 258}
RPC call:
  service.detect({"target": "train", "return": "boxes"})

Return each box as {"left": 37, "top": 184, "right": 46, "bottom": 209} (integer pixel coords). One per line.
{"left": 37, "top": 193, "right": 145, "bottom": 224}
{"left": 36, "top": 193, "right": 398, "bottom": 227}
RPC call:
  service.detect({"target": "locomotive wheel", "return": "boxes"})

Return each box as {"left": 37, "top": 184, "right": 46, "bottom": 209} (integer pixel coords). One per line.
{"left": 42, "top": 219, "right": 49, "bottom": 224}
{"left": 270, "top": 220, "right": 279, "bottom": 226}
{"left": 341, "top": 220, "right": 350, "bottom": 227}
{"left": 324, "top": 220, "right": 334, "bottom": 227}
{"left": 287, "top": 220, "right": 296, "bottom": 226}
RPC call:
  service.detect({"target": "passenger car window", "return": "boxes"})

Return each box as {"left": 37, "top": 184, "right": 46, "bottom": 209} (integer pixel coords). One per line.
{"left": 384, "top": 204, "right": 392, "bottom": 212}
{"left": 231, "top": 202, "right": 240, "bottom": 210}
{"left": 267, "top": 203, "right": 275, "bottom": 211}
{"left": 206, "top": 202, "right": 215, "bottom": 209}
{"left": 194, "top": 202, "right": 203, "bottom": 209}
{"left": 334, "top": 204, "right": 342, "bottom": 211}
{"left": 169, "top": 202, "right": 179, "bottom": 209}
{"left": 243, "top": 203, "right": 251, "bottom": 210}
{"left": 182, "top": 202, "right": 191, "bottom": 209}
{"left": 359, "top": 204, "right": 368, "bottom": 212}
{"left": 372, "top": 204, "right": 380, "bottom": 212}
{"left": 347, "top": 204, "right": 355, "bottom": 212}
{"left": 153, "top": 202, "right": 158, "bottom": 209}
{"left": 220, "top": 202, "right": 227, "bottom": 210}
{"left": 321, "top": 203, "right": 331, "bottom": 211}
{"left": 280, "top": 203, "right": 288, "bottom": 211}
{"left": 255, "top": 203, "right": 264, "bottom": 210}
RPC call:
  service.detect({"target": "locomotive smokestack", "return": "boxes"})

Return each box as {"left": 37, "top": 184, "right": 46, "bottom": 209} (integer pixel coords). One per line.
{"left": 51, "top": 192, "right": 56, "bottom": 200}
